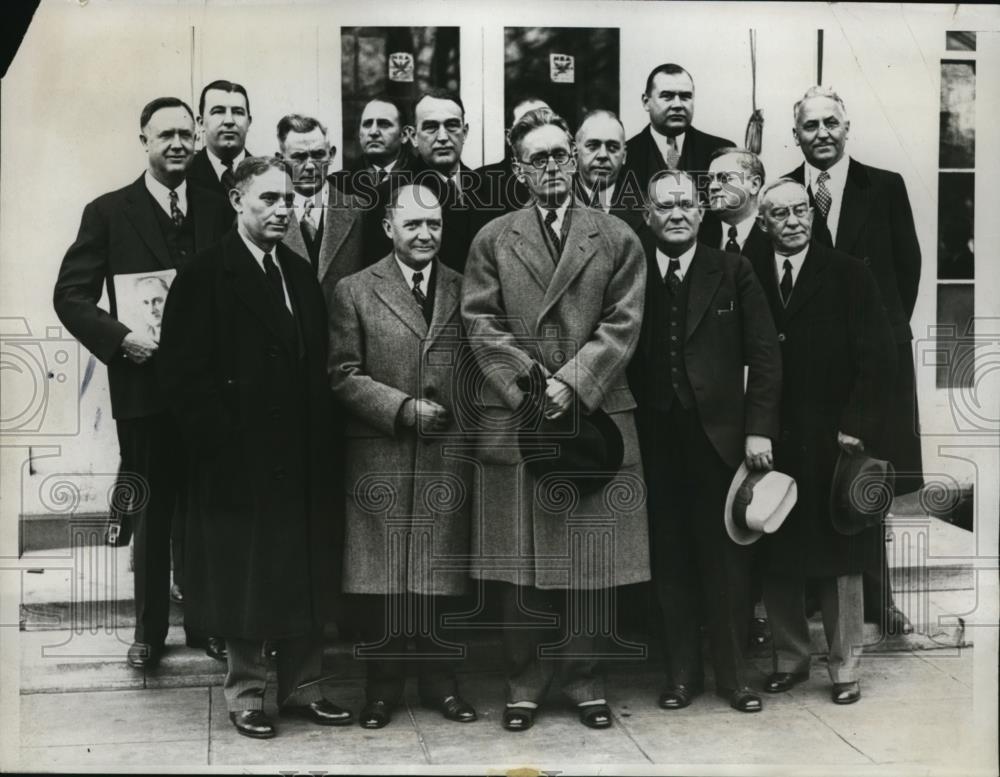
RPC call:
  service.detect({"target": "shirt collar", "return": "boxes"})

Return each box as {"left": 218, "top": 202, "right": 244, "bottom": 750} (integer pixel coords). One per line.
{"left": 774, "top": 245, "right": 809, "bottom": 281}
{"left": 650, "top": 127, "right": 686, "bottom": 161}
{"left": 580, "top": 180, "right": 617, "bottom": 211}
{"left": 721, "top": 213, "right": 757, "bottom": 249}
{"left": 206, "top": 147, "right": 246, "bottom": 181}
{"left": 144, "top": 171, "right": 187, "bottom": 215}
{"left": 394, "top": 255, "right": 434, "bottom": 290}
{"left": 806, "top": 153, "right": 849, "bottom": 191}
{"left": 656, "top": 241, "right": 697, "bottom": 280}
{"left": 294, "top": 182, "right": 328, "bottom": 212}
{"left": 237, "top": 226, "right": 277, "bottom": 268}
{"left": 536, "top": 196, "right": 571, "bottom": 233}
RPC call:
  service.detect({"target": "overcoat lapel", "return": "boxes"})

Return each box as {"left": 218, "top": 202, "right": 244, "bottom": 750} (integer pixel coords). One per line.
{"left": 684, "top": 244, "right": 723, "bottom": 341}
{"left": 189, "top": 186, "right": 224, "bottom": 252}
{"left": 538, "top": 205, "right": 599, "bottom": 322}
{"left": 424, "top": 268, "right": 460, "bottom": 348}
{"left": 510, "top": 209, "right": 556, "bottom": 293}
{"left": 223, "top": 232, "right": 295, "bottom": 353}
{"left": 122, "top": 177, "right": 171, "bottom": 269}
{"left": 317, "top": 205, "right": 357, "bottom": 283}
{"left": 370, "top": 253, "right": 428, "bottom": 339}
{"left": 834, "top": 159, "right": 869, "bottom": 254}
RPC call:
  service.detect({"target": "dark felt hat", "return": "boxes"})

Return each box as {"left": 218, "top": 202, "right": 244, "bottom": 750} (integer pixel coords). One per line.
{"left": 829, "top": 450, "right": 895, "bottom": 536}
{"left": 517, "top": 363, "right": 624, "bottom": 497}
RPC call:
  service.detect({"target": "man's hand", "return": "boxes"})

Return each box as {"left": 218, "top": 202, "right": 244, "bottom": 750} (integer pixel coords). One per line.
{"left": 407, "top": 399, "right": 451, "bottom": 432}
{"left": 544, "top": 378, "right": 574, "bottom": 420}
{"left": 837, "top": 431, "right": 865, "bottom": 454}
{"left": 744, "top": 434, "right": 774, "bottom": 471}
{"left": 120, "top": 332, "right": 158, "bottom": 364}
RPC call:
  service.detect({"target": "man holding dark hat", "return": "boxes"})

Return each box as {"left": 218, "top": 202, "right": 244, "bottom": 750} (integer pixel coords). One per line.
{"left": 750, "top": 178, "right": 897, "bottom": 705}
{"left": 628, "top": 170, "right": 782, "bottom": 714}
{"left": 462, "top": 107, "right": 648, "bottom": 732}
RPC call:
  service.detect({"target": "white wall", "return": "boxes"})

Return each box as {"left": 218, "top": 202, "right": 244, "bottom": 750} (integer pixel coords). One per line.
{"left": 2, "top": 0, "right": 998, "bottom": 509}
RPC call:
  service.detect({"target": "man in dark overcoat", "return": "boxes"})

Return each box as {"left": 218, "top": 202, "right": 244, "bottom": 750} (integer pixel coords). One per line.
{"left": 157, "top": 157, "right": 351, "bottom": 739}
{"left": 329, "top": 184, "right": 477, "bottom": 729}
{"left": 53, "top": 96, "right": 231, "bottom": 668}
{"left": 784, "top": 86, "right": 922, "bottom": 633}
{"left": 750, "top": 179, "right": 896, "bottom": 705}
{"left": 462, "top": 108, "right": 648, "bottom": 732}
{"left": 628, "top": 170, "right": 781, "bottom": 713}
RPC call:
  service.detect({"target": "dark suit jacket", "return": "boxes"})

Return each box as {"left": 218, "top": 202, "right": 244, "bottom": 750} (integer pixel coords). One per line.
{"left": 750, "top": 241, "right": 896, "bottom": 577}
{"left": 785, "top": 159, "right": 921, "bottom": 343}
{"left": 628, "top": 237, "right": 781, "bottom": 469}
{"left": 573, "top": 175, "right": 647, "bottom": 235}
{"left": 622, "top": 125, "right": 735, "bottom": 199}
{"left": 281, "top": 183, "right": 365, "bottom": 313}
{"left": 361, "top": 160, "right": 494, "bottom": 273}
{"left": 156, "top": 231, "right": 338, "bottom": 640}
{"left": 475, "top": 156, "right": 531, "bottom": 219}
{"left": 328, "top": 150, "right": 413, "bottom": 206}
{"left": 53, "top": 175, "right": 232, "bottom": 419}
{"left": 698, "top": 213, "right": 773, "bottom": 265}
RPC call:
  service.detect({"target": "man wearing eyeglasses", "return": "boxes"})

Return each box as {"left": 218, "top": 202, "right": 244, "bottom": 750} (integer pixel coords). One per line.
{"left": 462, "top": 107, "right": 648, "bottom": 732}
{"left": 784, "top": 86, "right": 922, "bottom": 637}
{"left": 276, "top": 113, "right": 365, "bottom": 313}
{"left": 363, "top": 88, "right": 489, "bottom": 273}
{"left": 701, "top": 148, "right": 772, "bottom": 264}
{"left": 628, "top": 170, "right": 781, "bottom": 714}
{"left": 750, "top": 178, "right": 896, "bottom": 706}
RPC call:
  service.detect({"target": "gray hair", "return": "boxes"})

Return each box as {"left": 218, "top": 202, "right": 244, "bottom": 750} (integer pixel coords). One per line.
{"left": 709, "top": 147, "right": 765, "bottom": 186}
{"left": 757, "top": 178, "right": 807, "bottom": 212}
{"left": 793, "top": 86, "right": 848, "bottom": 123}
{"left": 575, "top": 109, "right": 626, "bottom": 144}
{"left": 508, "top": 107, "right": 572, "bottom": 159}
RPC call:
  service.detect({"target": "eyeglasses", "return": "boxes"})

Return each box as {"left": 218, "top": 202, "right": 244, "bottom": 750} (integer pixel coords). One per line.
{"left": 767, "top": 204, "right": 812, "bottom": 222}
{"left": 520, "top": 149, "right": 573, "bottom": 170}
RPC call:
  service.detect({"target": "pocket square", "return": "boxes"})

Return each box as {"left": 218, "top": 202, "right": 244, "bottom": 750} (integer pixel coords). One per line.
{"left": 716, "top": 301, "right": 735, "bottom": 314}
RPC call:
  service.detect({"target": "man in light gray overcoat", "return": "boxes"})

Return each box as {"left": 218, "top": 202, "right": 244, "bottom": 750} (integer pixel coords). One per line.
{"left": 461, "top": 107, "right": 649, "bottom": 732}
{"left": 329, "top": 184, "right": 477, "bottom": 730}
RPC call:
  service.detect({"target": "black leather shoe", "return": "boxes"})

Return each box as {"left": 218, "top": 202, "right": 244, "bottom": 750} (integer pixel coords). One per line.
{"left": 205, "top": 636, "right": 227, "bottom": 661}
{"left": 502, "top": 706, "right": 535, "bottom": 732}
{"left": 883, "top": 605, "right": 914, "bottom": 636}
{"left": 421, "top": 694, "right": 477, "bottom": 722}
{"left": 280, "top": 699, "right": 353, "bottom": 726}
{"left": 169, "top": 584, "right": 184, "bottom": 604}
{"left": 359, "top": 700, "right": 392, "bottom": 729}
{"left": 126, "top": 641, "right": 161, "bottom": 670}
{"left": 721, "top": 686, "right": 762, "bottom": 713}
{"left": 658, "top": 683, "right": 702, "bottom": 710}
{"left": 578, "top": 703, "right": 613, "bottom": 729}
{"left": 764, "top": 671, "right": 809, "bottom": 693}
{"left": 229, "top": 710, "right": 276, "bottom": 739}
{"left": 832, "top": 681, "right": 861, "bottom": 705}
{"left": 748, "top": 616, "right": 771, "bottom": 647}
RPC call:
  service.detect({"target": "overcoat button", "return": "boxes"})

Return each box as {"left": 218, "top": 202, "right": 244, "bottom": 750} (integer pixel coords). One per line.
{"left": 777, "top": 333, "right": 786, "bottom": 343}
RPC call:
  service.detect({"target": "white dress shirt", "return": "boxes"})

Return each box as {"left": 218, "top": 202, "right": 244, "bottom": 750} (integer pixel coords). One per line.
{"left": 238, "top": 229, "right": 292, "bottom": 313}
{"left": 294, "top": 182, "right": 328, "bottom": 227}
{"left": 656, "top": 242, "right": 697, "bottom": 281}
{"left": 579, "top": 181, "right": 617, "bottom": 214}
{"left": 774, "top": 246, "right": 808, "bottom": 289}
{"left": 536, "top": 197, "right": 571, "bottom": 236}
{"left": 395, "top": 256, "right": 434, "bottom": 295}
{"left": 144, "top": 171, "right": 187, "bottom": 218}
{"left": 650, "top": 128, "right": 686, "bottom": 166}
{"left": 806, "top": 153, "right": 850, "bottom": 243}
{"left": 719, "top": 213, "right": 757, "bottom": 251}
{"left": 207, "top": 147, "right": 247, "bottom": 184}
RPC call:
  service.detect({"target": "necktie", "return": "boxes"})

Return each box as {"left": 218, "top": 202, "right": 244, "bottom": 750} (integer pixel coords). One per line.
{"left": 373, "top": 166, "right": 387, "bottom": 185}
{"left": 589, "top": 185, "right": 603, "bottom": 210}
{"left": 544, "top": 208, "right": 561, "bottom": 259}
{"left": 666, "top": 136, "right": 680, "bottom": 169}
{"left": 779, "top": 259, "right": 793, "bottom": 307}
{"left": 725, "top": 225, "right": 741, "bottom": 254}
{"left": 412, "top": 270, "right": 431, "bottom": 324}
{"left": 220, "top": 161, "right": 235, "bottom": 193}
{"left": 168, "top": 189, "right": 184, "bottom": 228}
{"left": 814, "top": 170, "right": 832, "bottom": 219}
{"left": 666, "top": 258, "right": 681, "bottom": 294}
{"left": 446, "top": 175, "right": 464, "bottom": 208}
{"left": 263, "top": 253, "right": 288, "bottom": 313}
{"left": 301, "top": 199, "right": 318, "bottom": 243}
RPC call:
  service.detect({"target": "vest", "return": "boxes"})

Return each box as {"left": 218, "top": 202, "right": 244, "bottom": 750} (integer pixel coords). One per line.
{"left": 646, "top": 268, "right": 696, "bottom": 412}
{"left": 148, "top": 191, "right": 195, "bottom": 267}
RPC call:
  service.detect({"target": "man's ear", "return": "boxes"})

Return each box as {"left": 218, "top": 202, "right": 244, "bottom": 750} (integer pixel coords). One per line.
{"left": 792, "top": 127, "right": 801, "bottom": 148}
{"left": 139, "top": 133, "right": 149, "bottom": 151}
{"left": 228, "top": 188, "right": 242, "bottom": 211}
{"left": 756, "top": 212, "right": 768, "bottom": 233}
{"left": 382, "top": 217, "right": 393, "bottom": 241}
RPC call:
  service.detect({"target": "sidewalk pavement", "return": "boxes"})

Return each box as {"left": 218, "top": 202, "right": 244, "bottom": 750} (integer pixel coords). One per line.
{"left": 14, "top": 640, "right": 983, "bottom": 773}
